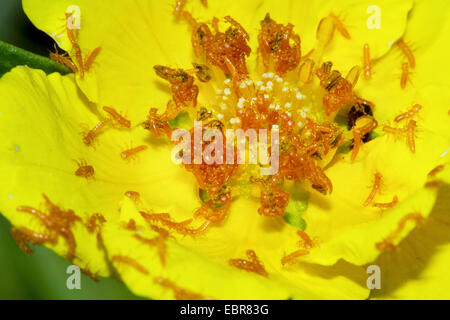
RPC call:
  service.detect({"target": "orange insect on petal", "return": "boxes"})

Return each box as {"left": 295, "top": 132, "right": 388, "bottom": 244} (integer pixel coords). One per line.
{"left": 103, "top": 106, "right": 131, "bottom": 128}
{"left": 84, "top": 47, "right": 102, "bottom": 71}
{"left": 400, "top": 62, "right": 409, "bottom": 89}
{"left": 375, "top": 213, "right": 425, "bottom": 251}
{"left": 125, "top": 219, "right": 137, "bottom": 231}
{"left": 229, "top": 250, "right": 268, "bottom": 277}
{"left": 297, "top": 230, "right": 314, "bottom": 249}
{"left": 407, "top": 120, "right": 417, "bottom": 153}
{"left": 363, "top": 43, "right": 371, "bottom": 80}
{"left": 155, "top": 277, "right": 209, "bottom": 300}
{"left": 121, "top": 145, "right": 148, "bottom": 160}
{"left": 428, "top": 165, "right": 445, "bottom": 178}
{"left": 397, "top": 39, "right": 415, "bottom": 68}
{"left": 125, "top": 190, "right": 140, "bottom": 203}
{"left": 111, "top": 255, "right": 149, "bottom": 275}
{"left": 372, "top": 195, "right": 399, "bottom": 209}
{"left": 363, "top": 172, "right": 382, "bottom": 206}
{"left": 281, "top": 249, "right": 309, "bottom": 266}
{"left": 74, "top": 160, "right": 95, "bottom": 179}
{"left": 394, "top": 104, "right": 422, "bottom": 122}
{"left": 173, "top": 0, "right": 187, "bottom": 17}
{"left": 82, "top": 119, "right": 110, "bottom": 146}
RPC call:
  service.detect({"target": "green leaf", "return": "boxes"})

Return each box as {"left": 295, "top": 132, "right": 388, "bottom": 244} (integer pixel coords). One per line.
{"left": 0, "top": 40, "right": 71, "bottom": 77}
{"left": 283, "top": 187, "right": 309, "bottom": 230}
{"left": 168, "top": 111, "right": 191, "bottom": 129}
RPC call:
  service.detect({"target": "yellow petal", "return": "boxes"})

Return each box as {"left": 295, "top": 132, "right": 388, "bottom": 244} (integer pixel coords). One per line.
{"left": 102, "top": 196, "right": 369, "bottom": 299}
{"left": 370, "top": 181, "right": 450, "bottom": 299}
{"left": 255, "top": 0, "right": 412, "bottom": 72}
{"left": 296, "top": 0, "right": 450, "bottom": 267}
{"left": 0, "top": 66, "right": 199, "bottom": 276}
{"left": 22, "top": 0, "right": 265, "bottom": 124}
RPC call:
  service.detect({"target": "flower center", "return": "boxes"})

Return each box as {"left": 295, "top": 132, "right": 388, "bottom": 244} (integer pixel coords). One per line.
{"left": 212, "top": 73, "right": 314, "bottom": 130}
{"left": 142, "top": 10, "right": 377, "bottom": 232}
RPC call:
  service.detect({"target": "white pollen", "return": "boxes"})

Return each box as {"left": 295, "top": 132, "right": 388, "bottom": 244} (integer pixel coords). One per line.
{"left": 224, "top": 88, "right": 231, "bottom": 95}
{"left": 260, "top": 86, "right": 266, "bottom": 91}
{"left": 216, "top": 89, "right": 223, "bottom": 94}
{"left": 235, "top": 118, "right": 241, "bottom": 123}
{"left": 224, "top": 79, "right": 231, "bottom": 84}
{"left": 14, "top": 145, "right": 20, "bottom": 152}
{"left": 297, "top": 121, "right": 304, "bottom": 127}
{"left": 269, "top": 104, "right": 275, "bottom": 109}
{"left": 230, "top": 118, "right": 235, "bottom": 124}
{"left": 272, "top": 124, "right": 279, "bottom": 129}
{"left": 245, "top": 79, "right": 253, "bottom": 85}
{"left": 275, "top": 104, "right": 280, "bottom": 110}
{"left": 240, "top": 82, "right": 247, "bottom": 89}
{"left": 8, "top": 194, "right": 13, "bottom": 199}
{"left": 256, "top": 81, "right": 263, "bottom": 87}
{"left": 299, "top": 110, "right": 307, "bottom": 118}
{"left": 286, "top": 112, "right": 292, "bottom": 117}
{"left": 288, "top": 121, "right": 293, "bottom": 126}
{"left": 262, "top": 73, "right": 269, "bottom": 78}
{"left": 220, "top": 104, "right": 227, "bottom": 110}
{"left": 267, "top": 72, "right": 274, "bottom": 78}
{"left": 264, "top": 94, "right": 270, "bottom": 99}
{"left": 296, "top": 92, "right": 305, "bottom": 100}
{"left": 217, "top": 113, "right": 224, "bottom": 120}
{"left": 282, "top": 87, "right": 289, "bottom": 92}
{"left": 266, "top": 81, "right": 273, "bottom": 88}
{"left": 285, "top": 102, "right": 292, "bottom": 108}
{"left": 222, "top": 96, "right": 228, "bottom": 101}
{"left": 237, "top": 97, "right": 245, "bottom": 109}
{"left": 276, "top": 77, "right": 283, "bottom": 83}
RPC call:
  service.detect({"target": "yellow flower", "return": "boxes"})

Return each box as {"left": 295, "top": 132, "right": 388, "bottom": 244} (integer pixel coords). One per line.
{"left": 0, "top": 0, "right": 449, "bottom": 299}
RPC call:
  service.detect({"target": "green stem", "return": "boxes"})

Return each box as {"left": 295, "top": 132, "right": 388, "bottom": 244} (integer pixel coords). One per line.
{"left": 0, "top": 40, "right": 71, "bottom": 76}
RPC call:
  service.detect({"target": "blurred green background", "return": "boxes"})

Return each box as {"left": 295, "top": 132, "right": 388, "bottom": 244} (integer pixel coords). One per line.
{"left": 0, "top": 0, "right": 143, "bottom": 300}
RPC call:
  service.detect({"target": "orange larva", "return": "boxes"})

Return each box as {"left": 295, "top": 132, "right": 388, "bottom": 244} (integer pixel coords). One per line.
{"left": 394, "top": 104, "right": 422, "bottom": 122}
{"left": 120, "top": 145, "right": 148, "bottom": 160}
{"left": 103, "top": 106, "right": 131, "bottom": 128}
{"left": 363, "top": 43, "right": 371, "bottom": 80}
{"left": 111, "top": 255, "right": 149, "bottom": 275}
{"left": 363, "top": 172, "right": 382, "bottom": 206}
